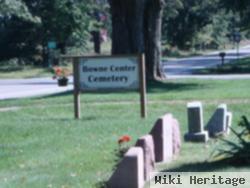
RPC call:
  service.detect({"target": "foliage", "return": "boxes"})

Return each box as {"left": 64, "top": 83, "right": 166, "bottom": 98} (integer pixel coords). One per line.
{"left": 194, "top": 10, "right": 235, "bottom": 50}
{"left": 0, "top": 1, "right": 41, "bottom": 61}
{"left": 163, "top": 0, "right": 220, "bottom": 49}
{"left": 1, "top": 0, "right": 250, "bottom": 66}
{"left": 220, "top": 0, "right": 250, "bottom": 31}
{"left": 0, "top": 0, "right": 95, "bottom": 65}
{"left": 0, "top": 0, "right": 40, "bottom": 22}
{"left": 212, "top": 116, "right": 250, "bottom": 165}
{"left": 162, "top": 0, "right": 244, "bottom": 51}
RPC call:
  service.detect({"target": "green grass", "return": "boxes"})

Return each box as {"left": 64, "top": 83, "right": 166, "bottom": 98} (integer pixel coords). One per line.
{"left": 0, "top": 79, "right": 250, "bottom": 187}
{"left": 0, "top": 65, "right": 53, "bottom": 79}
{"left": 196, "top": 57, "right": 250, "bottom": 74}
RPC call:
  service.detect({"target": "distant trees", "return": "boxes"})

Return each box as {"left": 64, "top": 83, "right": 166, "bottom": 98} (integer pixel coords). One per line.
{"left": 221, "top": 0, "right": 250, "bottom": 31}
{"left": 1, "top": 0, "right": 250, "bottom": 75}
{"left": 0, "top": 0, "right": 40, "bottom": 62}
{"left": 0, "top": 0, "right": 94, "bottom": 66}
{"left": 162, "top": 0, "right": 242, "bottom": 51}
{"left": 163, "top": 0, "right": 220, "bottom": 50}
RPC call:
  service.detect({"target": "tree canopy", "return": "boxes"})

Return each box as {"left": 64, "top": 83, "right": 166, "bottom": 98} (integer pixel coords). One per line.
{"left": 0, "top": 0, "right": 94, "bottom": 65}
{"left": 1, "top": 0, "right": 250, "bottom": 78}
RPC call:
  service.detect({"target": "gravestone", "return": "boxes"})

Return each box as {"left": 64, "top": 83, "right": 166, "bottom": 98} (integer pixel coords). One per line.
{"left": 226, "top": 112, "right": 233, "bottom": 135}
{"left": 135, "top": 135, "right": 155, "bottom": 181}
{"left": 184, "top": 102, "right": 209, "bottom": 142}
{"left": 172, "top": 118, "right": 181, "bottom": 155}
{"left": 108, "top": 147, "right": 144, "bottom": 188}
{"left": 206, "top": 104, "right": 227, "bottom": 137}
{"left": 150, "top": 114, "right": 173, "bottom": 162}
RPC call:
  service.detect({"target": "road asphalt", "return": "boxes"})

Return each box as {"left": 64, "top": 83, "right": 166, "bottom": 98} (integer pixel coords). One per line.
{"left": 0, "top": 46, "right": 250, "bottom": 100}
{"left": 0, "top": 77, "right": 73, "bottom": 100}
{"left": 164, "top": 45, "right": 250, "bottom": 76}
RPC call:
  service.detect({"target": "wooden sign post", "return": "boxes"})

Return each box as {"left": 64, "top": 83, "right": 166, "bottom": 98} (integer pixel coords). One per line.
{"left": 67, "top": 54, "right": 147, "bottom": 119}
{"left": 73, "top": 57, "right": 81, "bottom": 119}
{"left": 139, "top": 54, "right": 147, "bottom": 118}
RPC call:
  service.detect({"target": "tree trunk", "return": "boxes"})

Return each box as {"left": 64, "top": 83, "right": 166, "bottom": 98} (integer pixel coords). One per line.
{"left": 109, "top": 0, "right": 145, "bottom": 54}
{"left": 109, "top": 0, "right": 164, "bottom": 80}
{"left": 144, "top": 0, "right": 164, "bottom": 79}
{"left": 92, "top": 31, "right": 101, "bottom": 54}
{"left": 42, "top": 45, "right": 49, "bottom": 67}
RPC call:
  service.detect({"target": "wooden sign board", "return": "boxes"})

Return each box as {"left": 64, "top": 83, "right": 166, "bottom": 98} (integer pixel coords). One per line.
{"left": 78, "top": 56, "right": 140, "bottom": 91}
{"left": 67, "top": 54, "right": 147, "bottom": 119}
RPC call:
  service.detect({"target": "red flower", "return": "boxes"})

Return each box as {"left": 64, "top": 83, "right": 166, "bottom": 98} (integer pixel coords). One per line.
{"left": 118, "top": 135, "right": 131, "bottom": 144}
{"left": 55, "top": 68, "right": 62, "bottom": 75}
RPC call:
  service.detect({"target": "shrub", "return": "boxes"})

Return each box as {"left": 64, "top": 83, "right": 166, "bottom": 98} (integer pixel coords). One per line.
{"left": 212, "top": 116, "right": 250, "bottom": 165}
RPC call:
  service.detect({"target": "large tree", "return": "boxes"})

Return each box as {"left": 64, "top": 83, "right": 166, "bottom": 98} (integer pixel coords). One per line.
{"left": 0, "top": 0, "right": 40, "bottom": 61}
{"left": 221, "top": 0, "right": 250, "bottom": 30}
{"left": 163, "top": 0, "right": 220, "bottom": 50}
{"left": 0, "top": 0, "right": 93, "bottom": 66}
{"left": 109, "top": 0, "right": 165, "bottom": 80}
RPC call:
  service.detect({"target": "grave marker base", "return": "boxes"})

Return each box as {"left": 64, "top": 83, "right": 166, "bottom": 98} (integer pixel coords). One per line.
{"left": 184, "top": 131, "right": 209, "bottom": 142}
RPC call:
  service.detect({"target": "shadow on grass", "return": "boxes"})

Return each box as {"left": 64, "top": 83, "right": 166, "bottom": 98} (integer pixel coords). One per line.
{"left": 32, "top": 80, "right": 201, "bottom": 101}
{"left": 162, "top": 159, "right": 249, "bottom": 172}
{"left": 35, "top": 91, "right": 73, "bottom": 99}
{"left": 147, "top": 80, "right": 200, "bottom": 93}
{"left": 36, "top": 80, "right": 200, "bottom": 96}
{"left": 95, "top": 147, "right": 129, "bottom": 188}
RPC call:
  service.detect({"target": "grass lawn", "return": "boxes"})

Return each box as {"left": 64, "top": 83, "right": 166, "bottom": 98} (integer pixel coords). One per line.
{"left": 0, "top": 60, "right": 74, "bottom": 79}
{"left": 0, "top": 79, "right": 250, "bottom": 187}
{"left": 0, "top": 64, "right": 54, "bottom": 79}
{"left": 196, "top": 57, "right": 250, "bottom": 74}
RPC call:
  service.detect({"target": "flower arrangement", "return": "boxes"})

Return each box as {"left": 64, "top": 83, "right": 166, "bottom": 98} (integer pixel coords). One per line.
{"left": 52, "top": 66, "right": 70, "bottom": 86}
{"left": 118, "top": 135, "right": 131, "bottom": 145}
{"left": 117, "top": 135, "right": 131, "bottom": 156}
{"left": 52, "top": 66, "right": 70, "bottom": 80}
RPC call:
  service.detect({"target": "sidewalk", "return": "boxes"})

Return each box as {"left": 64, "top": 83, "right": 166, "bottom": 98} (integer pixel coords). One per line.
{"left": 0, "top": 77, "right": 73, "bottom": 100}
{"left": 167, "top": 74, "right": 250, "bottom": 80}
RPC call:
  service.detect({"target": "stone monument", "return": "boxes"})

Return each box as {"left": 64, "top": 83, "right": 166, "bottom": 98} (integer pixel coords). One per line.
{"left": 184, "top": 101, "right": 209, "bottom": 142}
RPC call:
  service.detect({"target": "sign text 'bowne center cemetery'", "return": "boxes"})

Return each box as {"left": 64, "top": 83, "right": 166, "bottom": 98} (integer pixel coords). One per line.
{"left": 79, "top": 57, "right": 139, "bottom": 90}
{"left": 69, "top": 54, "right": 147, "bottom": 119}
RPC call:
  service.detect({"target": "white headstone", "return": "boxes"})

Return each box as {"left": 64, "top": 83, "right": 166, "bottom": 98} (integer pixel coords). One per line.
{"left": 206, "top": 104, "right": 227, "bottom": 137}
{"left": 184, "top": 101, "right": 209, "bottom": 142}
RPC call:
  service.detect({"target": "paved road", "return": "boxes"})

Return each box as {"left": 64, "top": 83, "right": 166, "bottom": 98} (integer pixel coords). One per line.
{"left": 1, "top": 46, "right": 250, "bottom": 100}
{"left": 0, "top": 77, "right": 73, "bottom": 100}
{"left": 163, "top": 45, "right": 250, "bottom": 76}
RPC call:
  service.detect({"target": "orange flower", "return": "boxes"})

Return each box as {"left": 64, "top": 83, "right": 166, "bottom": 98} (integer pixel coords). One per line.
{"left": 118, "top": 135, "right": 131, "bottom": 144}
{"left": 52, "top": 66, "right": 70, "bottom": 80}
{"left": 55, "top": 68, "right": 62, "bottom": 75}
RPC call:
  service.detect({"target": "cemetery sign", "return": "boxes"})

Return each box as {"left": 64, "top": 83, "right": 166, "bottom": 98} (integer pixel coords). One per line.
{"left": 78, "top": 56, "right": 139, "bottom": 91}
{"left": 68, "top": 54, "right": 147, "bottom": 119}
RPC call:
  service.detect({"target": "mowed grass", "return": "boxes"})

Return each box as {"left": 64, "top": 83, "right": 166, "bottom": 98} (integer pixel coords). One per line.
{"left": 0, "top": 79, "right": 250, "bottom": 187}
{"left": 0, "top": 65, "right": 53, "bottom": 79}
{"left": 0, "top": 63, "right": 72, "bottom": 79}
{"left": 196, "top": 57, "right": 250, "bottom": 74}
